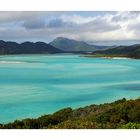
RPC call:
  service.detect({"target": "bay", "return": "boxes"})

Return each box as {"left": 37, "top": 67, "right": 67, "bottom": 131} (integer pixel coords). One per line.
{"left": 0, "top": 54, "right": 140, "bottom": 123}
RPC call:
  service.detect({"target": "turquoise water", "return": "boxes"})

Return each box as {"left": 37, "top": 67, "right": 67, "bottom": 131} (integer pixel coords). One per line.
{"left": 0, "top": 54, "right": 140, "bottom": 123}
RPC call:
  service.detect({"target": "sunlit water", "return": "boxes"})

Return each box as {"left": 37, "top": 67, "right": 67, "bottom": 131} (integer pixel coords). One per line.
{"left": 0, "top": 54, "right": 140, "bottom": 123}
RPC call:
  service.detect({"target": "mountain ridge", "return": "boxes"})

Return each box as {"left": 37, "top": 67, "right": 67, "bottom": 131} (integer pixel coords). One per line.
{"left": 0, "top": 40, "right": 63, "bottom": 54}
{"left": 0, "top": 38, "right": 140, "bottom": 56}
{"left": 50, "top": 37, "right": 115, "bottom": 52}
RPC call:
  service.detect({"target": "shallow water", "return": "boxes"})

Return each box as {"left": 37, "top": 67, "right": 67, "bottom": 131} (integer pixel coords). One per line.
{"left": 0, "top": 54, "right": 140, "bottom": 123}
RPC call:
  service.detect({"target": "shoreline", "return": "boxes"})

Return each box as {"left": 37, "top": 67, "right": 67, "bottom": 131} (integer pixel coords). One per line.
{"left": 82, "top": 54, "right": 139, "bottom": 59}
{"left": 101, "top": 56, "right": 131, "bottom": 59}
{"left": 0, "top": 97, "right": 140, "bottom": 129}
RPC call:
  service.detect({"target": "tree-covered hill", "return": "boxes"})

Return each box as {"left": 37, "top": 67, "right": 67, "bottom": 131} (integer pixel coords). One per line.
{"left": 0, "top": 40, "right": 63, "bottom": 54}
{"left": 91, "top": 44, "right": 140, "bottom": 59}
{"left": 50, "top": 37, "right": 113, "bottom": 52}
{"left": 0, "top": 98, "right": 140, "bottom": 129}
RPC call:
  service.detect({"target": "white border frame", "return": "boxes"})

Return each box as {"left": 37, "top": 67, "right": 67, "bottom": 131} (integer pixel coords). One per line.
{"left": 0, "top": 0, "right": 140, "bottom": 140}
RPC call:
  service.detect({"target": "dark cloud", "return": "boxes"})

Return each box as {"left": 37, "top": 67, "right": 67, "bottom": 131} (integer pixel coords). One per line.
{"left": 45, "top": 16, "right": 120, "bottom": 33}
{"left": 22, "top": 18, "right": 77, "bottom": 29}
{"left": 47, "top": 18, "right": 65, "bottom": 28}
{"left": 47, "top": 18, "right": 76, "bottom": 28}
{"left": 23, "top": 19, "right": 46, "bottom": 29}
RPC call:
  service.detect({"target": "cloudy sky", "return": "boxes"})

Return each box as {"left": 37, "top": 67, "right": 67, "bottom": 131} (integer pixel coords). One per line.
{"left": 0, "top": 11, "right": 140, "bottom": 45}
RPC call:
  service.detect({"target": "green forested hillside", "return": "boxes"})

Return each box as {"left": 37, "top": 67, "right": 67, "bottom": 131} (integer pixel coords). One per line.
{"left": 0, "top": 40, "right": 63, "bottom": 54}
{"left": 50, "top": 37, "right": 112, "bottom": 52}
{"left": 91, "top": 44, "right": 140, "bottom": 59}
{"left": 0, "top": 98, "right": 140, "bottom": 129}
{"left": 50, "top": 37, "right": 97, "bottom": 52}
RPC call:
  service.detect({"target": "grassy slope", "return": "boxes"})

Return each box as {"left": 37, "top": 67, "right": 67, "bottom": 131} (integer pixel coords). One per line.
{"left": 0, "top": 98, "right": 140, "bottom": 129}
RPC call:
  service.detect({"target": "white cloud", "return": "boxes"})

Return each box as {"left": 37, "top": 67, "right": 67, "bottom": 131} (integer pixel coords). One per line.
{"left": 60, "top": 14, "right": 96, "bottom": 24}
{"left": 0, "top": 11, "right": 140, "bottom": 43}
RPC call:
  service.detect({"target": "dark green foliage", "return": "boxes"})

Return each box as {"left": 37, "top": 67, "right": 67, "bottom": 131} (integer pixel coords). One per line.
{"left": 0, "top": 98, "right": 140, "bottom": 129}
{"left": 0, "top": 40, "right": 63, "bottom": 55}
{"left": 91, "top": 44, "right": 140, "bottom": 59}
{"left": 0, "top": 108, "right": 72, "bottom": 129}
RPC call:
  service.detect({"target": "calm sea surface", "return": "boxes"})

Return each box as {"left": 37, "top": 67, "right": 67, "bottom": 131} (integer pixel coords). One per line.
{"left": 0, "top": 54, "right": 140, "bottom": 123}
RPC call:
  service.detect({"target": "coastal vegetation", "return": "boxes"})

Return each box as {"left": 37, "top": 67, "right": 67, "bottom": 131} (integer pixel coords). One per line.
{"left": 0, "top": 98, "right": 140, "bottom": 129}
{"left": 88, "top": 44, "right": 140, "bottom": 59}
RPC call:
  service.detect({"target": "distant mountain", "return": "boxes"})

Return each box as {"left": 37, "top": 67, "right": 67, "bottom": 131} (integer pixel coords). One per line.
{"left": 92, "top": 44, "right": 140, "bottom": 58}
{"left": 0, "top": 40, "right": 63, "bottom": 54}
{"left": 50, "top": 37, "right": 114, "bottom": 52}
{"left": 90, "top": 40, "right": 140, "bottom": 46}
{"left": 1, "top": 38, "right": 139, "bottom": 56}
